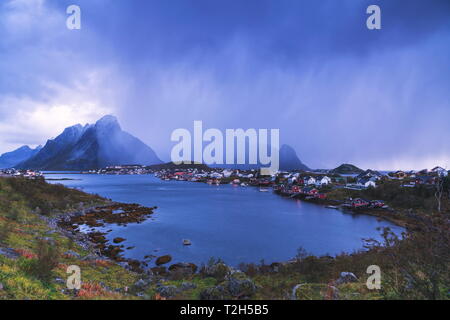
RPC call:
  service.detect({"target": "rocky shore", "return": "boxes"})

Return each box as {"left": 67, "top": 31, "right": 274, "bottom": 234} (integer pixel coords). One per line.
{"left": 53, "top": 202, "right": 160, "bottom": 273}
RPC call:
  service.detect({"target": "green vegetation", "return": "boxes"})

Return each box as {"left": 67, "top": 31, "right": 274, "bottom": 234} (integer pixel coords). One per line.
{"left": 0, "top": 177, "right": 140, "bottom": 300}
{"left": 329, "top": 163, "right": 364, "bottom": 175}
{"left": 328, "top": 179, "right": 450, "bottom": 214}
{"left": 0, "top": 177, "right": 106, "bottom": 216}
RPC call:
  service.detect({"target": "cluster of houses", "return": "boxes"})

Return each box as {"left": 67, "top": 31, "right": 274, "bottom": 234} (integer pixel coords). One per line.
{"left": 344, "top": 170, "right": 382, "bottom": 190}
{"left": 389, "top": 167, "right": 448, "bottom": 188}
{"left": 0, "top": 168, "right": 43, "bottom": 179}
{"left": 90, "top": 164, "right": 448, "bottom": 200}
{"left": 152, "top": 165, "right": 448, "bottom": 211}
{"left": 273, "top": 184, "right": 327, "bottom": 199}
{"left": 84, "top": 165, "right": 154, "bottom": 175}
{"left": 346, "top": 198, "right": 386, "bottom": 209}
{"left": 156, "top": 168, "right": 256, "bottom": 185}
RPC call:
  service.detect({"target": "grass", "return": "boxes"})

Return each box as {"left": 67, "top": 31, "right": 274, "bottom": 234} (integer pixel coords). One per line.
{"left": 0, "top": 177, "right": 140, "bottom": 300}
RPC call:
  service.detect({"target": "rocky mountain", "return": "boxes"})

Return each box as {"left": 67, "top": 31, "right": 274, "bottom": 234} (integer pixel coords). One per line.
{"left": 210, "top": 143, "right": 309, "bottom": 172}
{"left": 330, "top": 163, "right": 364, "bottom": 175}
{"left": 279, "top": 144, "right": 310, "bottom": 171}
{"left": 0, "top": 145, "right": 42, "bottom": 169}
{"left": 17, "top": 115, "right": 162, "bottom": 170}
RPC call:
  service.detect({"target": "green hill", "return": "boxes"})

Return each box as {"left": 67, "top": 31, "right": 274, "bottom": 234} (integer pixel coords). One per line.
{"left": 330, "top": 163, "right": 364, "bottom": 174}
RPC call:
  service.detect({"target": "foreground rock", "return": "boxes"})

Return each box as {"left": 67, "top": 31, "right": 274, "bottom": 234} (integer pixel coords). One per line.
{"left": 156, "top": 285, "right": 179, "bottom": 298}
{"left": 0, "top": 248, "right": 20, "bottom": 260}
{"left": 225, "top": 271, "right": 257, "bottom": 298}
{"left": 113, "top": 237, "right": 126, "bottom": 244}
{"left": 200, "top": 285, "right": 228, "bottom": 300}
{"left": 291, "top": 283, "right": 339, "bottom": 300}
{"left": 168, "top": 262, "right": 198, "bottom": 275}
{"left": 202, "top": 262, "right": 232, "bottom": 281}
{"left": 198, "top": 264, "right": 257, "bottom": 300}
{"left": 335, "top": 272, "right": 358, "bottom": 285}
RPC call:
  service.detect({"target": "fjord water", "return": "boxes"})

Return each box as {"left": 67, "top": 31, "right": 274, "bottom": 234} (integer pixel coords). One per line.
{"left": 46, "top": 174, "right": 403, "bottom": 266}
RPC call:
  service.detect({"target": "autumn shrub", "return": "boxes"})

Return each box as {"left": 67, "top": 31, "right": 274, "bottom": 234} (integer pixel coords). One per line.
{"left": 0, "top": 219, "right": 13, "bottom": 244}
{"left": 26, "top": 240, "right": 60, "bottom": 282}
{"left": 78, "top": 282, "right": 105, "bottom": 299}
{"left": 365, "top": 216, "right": 450, "bottom": 299}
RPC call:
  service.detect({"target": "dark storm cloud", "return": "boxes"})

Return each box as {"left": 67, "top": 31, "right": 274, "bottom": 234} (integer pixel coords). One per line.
{"left": 1, "top": 0, "right": 449, "bottom": 169}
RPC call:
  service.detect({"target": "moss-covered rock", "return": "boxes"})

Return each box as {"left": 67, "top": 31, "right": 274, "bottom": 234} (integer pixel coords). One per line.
{"left": 203, "top": 262, "right": 231, "bottom": 281}
{"left": 199, "top": 285, "right": 228, "bottom": 300}
{"left": 224, "top": 271, "right": 257, "bottom": 298}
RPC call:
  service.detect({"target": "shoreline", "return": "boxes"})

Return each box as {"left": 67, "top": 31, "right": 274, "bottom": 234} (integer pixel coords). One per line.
{"left": 47, "top": 173, "right": 410, "bottom": 274}
{"left": 53, "top": 202, "right": 158, "bottom": 273}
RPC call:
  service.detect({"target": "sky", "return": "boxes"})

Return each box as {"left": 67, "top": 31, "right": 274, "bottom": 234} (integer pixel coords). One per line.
{"left": 0, "top": 0, "right": 449, "bottom": 170}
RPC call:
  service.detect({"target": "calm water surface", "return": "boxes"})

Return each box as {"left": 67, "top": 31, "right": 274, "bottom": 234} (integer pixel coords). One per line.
{"left": 46, "top": 173, "right": 403, "bottom": 266}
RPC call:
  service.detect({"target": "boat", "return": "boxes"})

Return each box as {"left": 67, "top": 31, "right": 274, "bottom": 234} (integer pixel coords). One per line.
{"left": 183, "top": 239, "right": 192, "bottom": 246}
{"left": 259, "top": 188, "right": 269, "bottom": 192}
{"left": 326, "top": 205, "right": 339, "bottom": 209}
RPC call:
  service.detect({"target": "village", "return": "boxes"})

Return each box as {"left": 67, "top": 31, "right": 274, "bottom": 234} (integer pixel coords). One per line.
{"left": 150, "top": 164, "right": 449, "bottom": 211}
{"left": 0, "top": 168, "right": 43, "bottom": 179}
{"left": 2, "top": 163, "right": 448, "bottom": 212}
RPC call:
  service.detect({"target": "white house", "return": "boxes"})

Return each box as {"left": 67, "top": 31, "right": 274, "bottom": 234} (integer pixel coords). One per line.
{"left": 304, "top": 176, "right": 316, "bottom": 185}
{"left": 357, "top": 177, "right": 376, "bottom": 188}
{"left": 432, "top": 166, "right": 448, "bottom": 177}
{"left": 210, "top": 172, "right": 223, "bottom": 179}
{"left": 315, "top": 176, "right": 332, "bottom": 186}
{"left": 222, "top": 170, "right": 233, "bottom": 178}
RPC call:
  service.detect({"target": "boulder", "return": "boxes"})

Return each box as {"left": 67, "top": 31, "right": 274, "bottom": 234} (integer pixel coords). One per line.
{"left": 64, "top": 250, "right": 81, "bottom": 258}
{"left": 200, "top": 285, "right": 227, "bottom": 300}
{"left": 117, "top": 261, "right": 129, "bottom": 269}
{"left": 156, "top": 285, "right": 179, "bottom": 298}
{"left": 168, "top": 262, "right": 198, "bottom": 274}
{"left": 203, "top": 262, "right": 232, "bottom": 281}
{"left": 335, "top": 272, "right": 358, "bottom": 285}
{"left": 155, "top": 255, "right": 172, "bottom": 266}
{"left": 0, "top": 248, "right": 20, "bottom": 260}
{"left": 291, "top": 284, "right": 305, "bottom": 300}
{"left": 113, "top": 237, "right": 126, "bottom": 244}
{"left": 151, "top": 266, "right": 167, "bottom": 275}
{"left": 225, "top": 272, "right": 257, "bottom": 298}
{"left": 134, "top": 279, "right": 150, "bottom": 289}
{"left": 291, "top": 283, "right": 336, "bottom": 300}
{"left": 181, "top": 282, "right": 197, "bottom": 291}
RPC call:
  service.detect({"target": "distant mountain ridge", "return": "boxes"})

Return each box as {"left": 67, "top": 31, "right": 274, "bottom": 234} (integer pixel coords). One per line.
{"left": 0, "top": 145, "right": 42, "bottom": 169}
{"left": 17, "top": 115, "right": 162, "bottom": 170}
{"left": 279, "top": 144, "right": 309, "bottom": 171}
{"left": 208, "top": 143, "right": 309, "bottom": 171}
